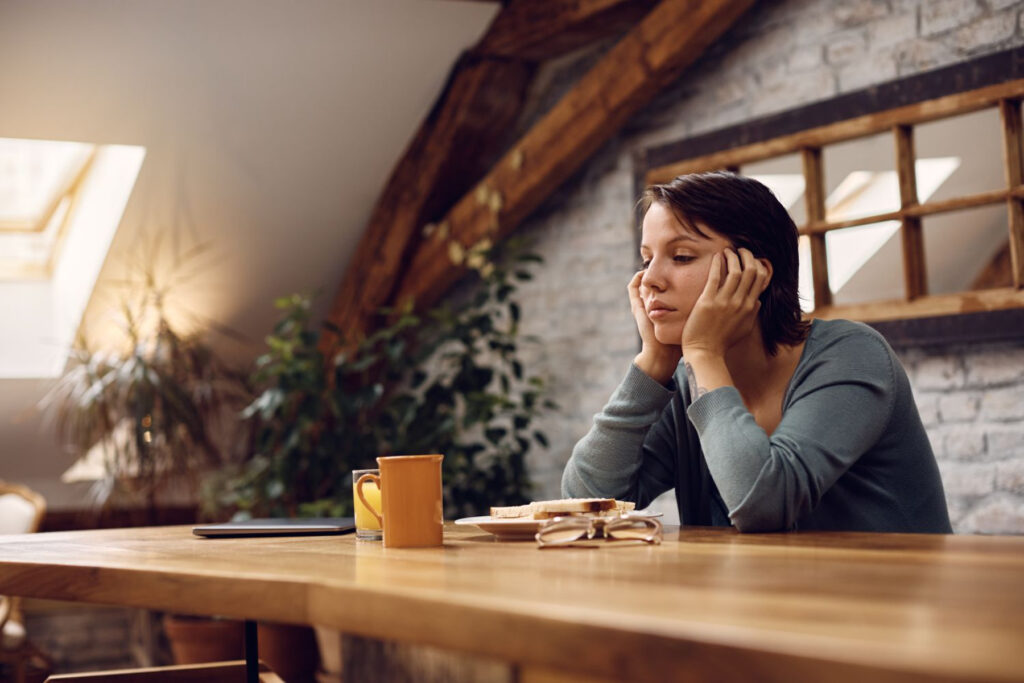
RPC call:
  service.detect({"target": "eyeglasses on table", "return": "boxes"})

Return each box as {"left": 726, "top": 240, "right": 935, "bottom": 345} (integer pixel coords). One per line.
{"left": 535, "top": 512, "right": 663, "bottom": 548}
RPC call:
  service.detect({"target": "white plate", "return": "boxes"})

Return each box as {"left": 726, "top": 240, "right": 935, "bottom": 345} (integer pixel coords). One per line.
{"left": 454, "top": 511, "right": 663, "bottom": 541}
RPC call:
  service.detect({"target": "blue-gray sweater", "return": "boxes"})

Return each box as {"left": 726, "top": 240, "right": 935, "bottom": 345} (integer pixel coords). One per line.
{"left": 562, "top": 319, "right": 952, "bottom": 533}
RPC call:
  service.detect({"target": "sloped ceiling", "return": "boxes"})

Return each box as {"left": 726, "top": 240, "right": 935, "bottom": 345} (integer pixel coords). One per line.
{"left": 0, "top": 0, "right": 499, "bottom": 504}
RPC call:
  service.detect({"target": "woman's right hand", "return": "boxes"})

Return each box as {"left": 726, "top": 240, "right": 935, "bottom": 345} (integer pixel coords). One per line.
{"left": 628, "top": 270, "right": 681, "bottom": 384}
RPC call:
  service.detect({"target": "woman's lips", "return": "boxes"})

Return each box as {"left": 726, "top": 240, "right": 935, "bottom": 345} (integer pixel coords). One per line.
{"left": 647, "top": 306, "right": 676, "bottom": 320}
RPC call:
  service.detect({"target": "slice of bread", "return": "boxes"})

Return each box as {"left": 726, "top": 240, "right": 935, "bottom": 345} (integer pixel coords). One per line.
{"left": 489, "top": 497, "right": 632, "bottom": 519}
{"left": 489, "top": 503, "right": 532, "bottom": 519}
{"left": 530, "top": 497, "right": 617, "bottom": 519}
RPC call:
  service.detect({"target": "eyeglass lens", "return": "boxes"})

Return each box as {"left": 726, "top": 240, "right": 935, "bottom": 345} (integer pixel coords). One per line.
{"left": 537, "top": 518, "right": 593, "bottom": 545}
{"left": 605, "top": 518, "right": 662, "bottom": 543}
{"left": 537, "top": 515, "right": 663, "bottom": 546}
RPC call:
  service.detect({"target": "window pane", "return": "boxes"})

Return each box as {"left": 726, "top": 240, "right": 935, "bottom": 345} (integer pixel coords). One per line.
{"left": 823, "top": 132, "right": 900, "bottom": 223}
{"left": 797, "top": 235, "right": 815, "bottom": 313}
{"left": 825, "top": 221, "right": 904, "bottom": 305}
{"left": 0, "top": 138, "right": 92, "bottom": 227}
{"left": 915, "top": 108, "right": 1003, "bottom": 199}
{"left": 739, "top": 153, "right": 806, "bottom": 225}
{"left": 923, "top": 204, "right": 1010, "bottom": 294}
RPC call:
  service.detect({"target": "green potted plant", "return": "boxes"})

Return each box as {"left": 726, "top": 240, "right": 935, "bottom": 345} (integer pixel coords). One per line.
{"left": 41, "top": 239, "right": 254, "bottom": 668}
{"left": 205, "top": 238, "right": 553, "bottom": 522}
{"left": 42, "top": 243, "right": 250, "bottom": 518}
{"left": 200, "top": 238, "right": 553, "bottom": 682}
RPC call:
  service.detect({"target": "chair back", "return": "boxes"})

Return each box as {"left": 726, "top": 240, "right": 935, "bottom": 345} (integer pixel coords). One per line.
{"left": 0, "top": 480, "right": 46, "bottom": 536}
{"left": 0, "top": 479, "right": 47, "bottom": 662}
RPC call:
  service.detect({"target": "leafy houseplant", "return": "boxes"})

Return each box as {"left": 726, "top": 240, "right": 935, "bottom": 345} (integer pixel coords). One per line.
{"left": 208, "top": 239, "right": 554, "bottom": 520}
{"left": 43, "top": 244, "right": 250, "bottom": 517}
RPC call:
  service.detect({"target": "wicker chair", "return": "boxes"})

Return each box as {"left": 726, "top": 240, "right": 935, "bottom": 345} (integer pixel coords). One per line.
{"left": 0, "top": 479, "right": 51, "bottom": 683}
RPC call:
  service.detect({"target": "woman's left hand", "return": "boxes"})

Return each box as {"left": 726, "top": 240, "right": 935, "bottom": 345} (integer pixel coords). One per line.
{"left": 681, "top": 248, "right": 770, "bottom": 357}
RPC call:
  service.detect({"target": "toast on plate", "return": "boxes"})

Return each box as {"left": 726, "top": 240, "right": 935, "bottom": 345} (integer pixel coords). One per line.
{"left": 490, "top": 498, "right": 635, "bottom": 520}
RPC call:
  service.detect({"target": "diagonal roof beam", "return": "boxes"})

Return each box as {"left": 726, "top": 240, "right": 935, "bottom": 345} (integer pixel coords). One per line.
{"left": 319, "top": 53, "right": 531, "bottom": 353}
{"left": 477, "top": 0, "right": 659, "bottom": 61}
{"left": 390, "top": 0, "right": 755, "bottom": 312}
{"left": 322, "top": 0, "right": 669, "bottom": 351}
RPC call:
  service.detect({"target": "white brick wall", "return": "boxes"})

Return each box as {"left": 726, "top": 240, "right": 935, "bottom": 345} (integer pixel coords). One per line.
{"left": 24, "top": 604, "right": 141, "bottom": 674}
{"left": 900, "top": 342, "right": 1024, "bottom": 532}
{"left": 510, "top": 0, "right": 1024, "bottom": 533}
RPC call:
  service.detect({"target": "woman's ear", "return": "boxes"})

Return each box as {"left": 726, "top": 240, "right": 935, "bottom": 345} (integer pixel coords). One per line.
{"left": 758, "top": 258, "right": 773, "bottom": 290}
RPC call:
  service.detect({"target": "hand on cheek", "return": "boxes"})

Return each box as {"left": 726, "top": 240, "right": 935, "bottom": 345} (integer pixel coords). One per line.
{"left": 628, "top": 270, "right": 682, "bottom": 383}
{"left": 681, "top": 247, "right": 770, "bottom": 358}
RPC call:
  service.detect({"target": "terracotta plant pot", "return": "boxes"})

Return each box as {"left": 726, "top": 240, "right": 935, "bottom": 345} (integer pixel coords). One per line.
{"left": 313, "top": 626, "right": 342, "bottom": 678}
{"left": 162, "top": 614, "right": 243, "bottom": 664}
{"left": 257, "top": 622, "right": 320, "bottom": 683}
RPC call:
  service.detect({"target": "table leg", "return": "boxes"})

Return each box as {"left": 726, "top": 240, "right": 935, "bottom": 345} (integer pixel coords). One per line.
{"left": 244, "top": 619, "right": 258, "bottom": 683}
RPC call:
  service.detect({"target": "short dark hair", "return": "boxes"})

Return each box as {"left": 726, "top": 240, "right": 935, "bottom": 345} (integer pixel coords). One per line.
{"left": 641, "top": 171, "right": 810, "bottom": 356}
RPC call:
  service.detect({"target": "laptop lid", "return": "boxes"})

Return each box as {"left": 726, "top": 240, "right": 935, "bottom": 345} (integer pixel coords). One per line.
{"left": 192, "top": 517, "right": 356, "bottom": 538}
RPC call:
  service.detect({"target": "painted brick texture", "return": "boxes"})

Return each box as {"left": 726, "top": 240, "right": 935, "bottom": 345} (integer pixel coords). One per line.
{"left": 510, "top": 0, "right": 1024, "bottom": 533}
{"left": 24, "top": 605, "right": 139, "bottom": 674}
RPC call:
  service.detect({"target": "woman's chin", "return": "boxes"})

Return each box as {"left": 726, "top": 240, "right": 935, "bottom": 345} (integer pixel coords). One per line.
{"left": 652, "top": 323, "right": 683, "bottom": 346}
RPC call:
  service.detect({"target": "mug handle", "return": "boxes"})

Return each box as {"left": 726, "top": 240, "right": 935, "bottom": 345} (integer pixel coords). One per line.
{"left": 355, "top": 473, "right": 383, "bottom": 527}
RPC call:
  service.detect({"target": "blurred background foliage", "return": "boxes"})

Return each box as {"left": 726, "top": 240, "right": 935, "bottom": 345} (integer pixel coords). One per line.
{"left": 204, "top": 238, "right": 554, "bottom": 520}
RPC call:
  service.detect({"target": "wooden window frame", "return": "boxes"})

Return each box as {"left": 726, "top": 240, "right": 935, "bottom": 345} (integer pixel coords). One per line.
{"left": 635, "top": 47, "right": 1024, "bottom": 346}
{"left": 0, "top": 147, "right": 95, "bottom": 280}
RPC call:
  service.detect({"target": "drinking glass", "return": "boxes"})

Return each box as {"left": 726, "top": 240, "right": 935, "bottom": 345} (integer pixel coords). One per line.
{"left": 352, "top": 468, "right": 382, "bottom": 541}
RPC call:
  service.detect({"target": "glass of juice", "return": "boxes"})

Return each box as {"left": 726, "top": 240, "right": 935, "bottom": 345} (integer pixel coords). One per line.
{"left": 352, "top": 468, "right": 382, "bottom": 541}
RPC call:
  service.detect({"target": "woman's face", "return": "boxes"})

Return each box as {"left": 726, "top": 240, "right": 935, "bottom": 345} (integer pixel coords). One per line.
{"left": 639, "top": 202, "right": 732, "bottom": 345}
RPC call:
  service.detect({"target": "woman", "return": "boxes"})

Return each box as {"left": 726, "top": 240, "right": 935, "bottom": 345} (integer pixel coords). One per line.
{"left": 562, "top": 172, "right": 951, "bottom": 533}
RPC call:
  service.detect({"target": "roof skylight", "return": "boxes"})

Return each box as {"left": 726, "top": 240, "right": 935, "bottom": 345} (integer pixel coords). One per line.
{"left": 0, "top": 138, "right": 93, "bottom": 229}
{"left": 0, "top": 138, "right": 97, "bottom": 280}
{"left": 0, "top": 139, "right": 145, "bottom": 378}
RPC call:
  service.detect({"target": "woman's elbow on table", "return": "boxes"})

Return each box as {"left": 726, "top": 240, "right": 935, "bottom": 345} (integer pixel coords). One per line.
{"left": 728, "top": 507, "right": 791, "bottom": 533}
{"left": 724, "top": 464, "right": 821, "bottom": 533}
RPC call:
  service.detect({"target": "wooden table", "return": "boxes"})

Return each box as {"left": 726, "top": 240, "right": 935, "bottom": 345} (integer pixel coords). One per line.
{"left": 1, "top": 524, "right": 1023, "bottom": 682}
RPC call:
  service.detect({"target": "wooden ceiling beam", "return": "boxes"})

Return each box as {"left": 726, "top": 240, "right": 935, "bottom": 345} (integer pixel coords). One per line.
{"left": 475, "top": 0, "right": 659, "bottom": 61}
{"left": 321, "top": 0, "right": 675, "bottom": 351}
{"left": 320, "top": 54, "right": 532, "bottom": 352}
{"left": 390, "top": 0, "right": 754, "bottom": 313}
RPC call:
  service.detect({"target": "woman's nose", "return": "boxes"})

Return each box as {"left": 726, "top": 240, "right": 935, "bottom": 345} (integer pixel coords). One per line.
{"left": 641, "top": 259, "right": 665, "bottom": 291}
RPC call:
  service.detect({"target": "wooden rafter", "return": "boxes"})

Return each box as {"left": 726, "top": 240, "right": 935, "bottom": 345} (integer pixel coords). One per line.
{"left": 476, "top": 0, "right": 659, "bottom": 61}
{"left": 322, "top": 0, "right": 672, "bottom": 351}
{"left": 390, "top": 0, "right": 754, "bottom": 313}
{"left": 320, "top": 55, "right": 532, "bottom": 352}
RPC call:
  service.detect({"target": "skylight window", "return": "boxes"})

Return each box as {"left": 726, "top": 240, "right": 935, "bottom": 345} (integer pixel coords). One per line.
{"left": 0, "top": 138, "right": 93, "bottom": 228}
{"left": 0, "top": 138, "right": 96, "bottom": 279}
{"left": 0, "top": 139, "right": 145, "bottom": 378}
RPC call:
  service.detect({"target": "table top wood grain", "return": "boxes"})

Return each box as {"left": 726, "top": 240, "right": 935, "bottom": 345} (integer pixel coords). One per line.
{"left": 1, "top": 524, "right": 1022, "bottom": 682}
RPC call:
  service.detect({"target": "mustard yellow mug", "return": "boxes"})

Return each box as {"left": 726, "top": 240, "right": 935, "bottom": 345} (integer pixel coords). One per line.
{"left": 355, "top": 454, "right": 444, "bottom": 548}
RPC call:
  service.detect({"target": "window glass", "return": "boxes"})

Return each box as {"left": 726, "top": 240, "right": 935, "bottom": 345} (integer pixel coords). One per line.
{"left": 796, "top": 235, "right": 815, "bottom": 313}
{"left": 823, "top": 132, "right": 900, "bottom": 222}
{"left": 740, "top": 153, "right": 806, "bottom": 226}
{"left": 923, "top": 204, "right": 1010, "bottom": 294}
{"left": 825, "top": 220, "right": 904, "bottom": 305}
{"left": 915, "top": 108, "right": 1004, "bottom": 199}
{"left": 0, "top": 138, "right": 92, "bottom": 228}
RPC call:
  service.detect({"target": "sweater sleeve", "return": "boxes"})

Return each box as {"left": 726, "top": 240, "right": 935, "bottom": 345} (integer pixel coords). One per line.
{"left": 686, "top": 330, "right": 895, "bottom": 532}
{"left": 561, "top": 363, "right": 679, "bottom": 508}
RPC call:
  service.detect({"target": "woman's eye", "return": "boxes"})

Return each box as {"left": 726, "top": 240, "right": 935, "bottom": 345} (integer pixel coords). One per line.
{"left": 640, "top": 259, "right": 651, "bottom": 269}
{"left": 673, "top": 255, "right": 695, "bottom": 263}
